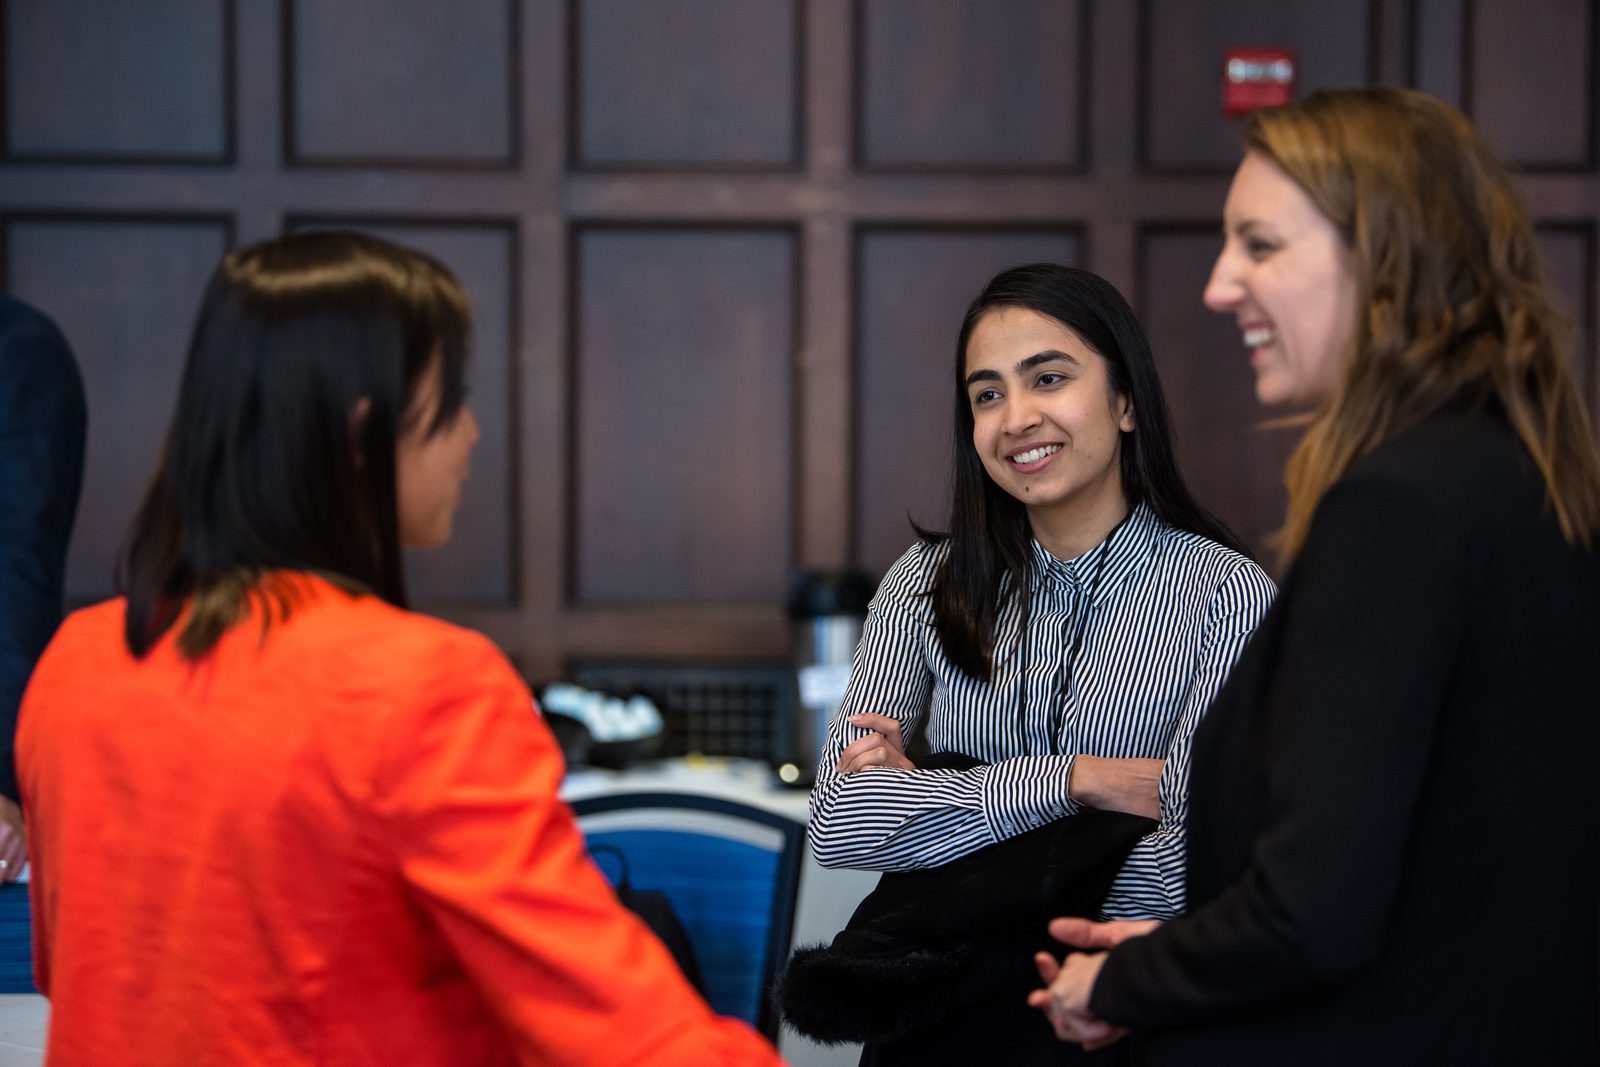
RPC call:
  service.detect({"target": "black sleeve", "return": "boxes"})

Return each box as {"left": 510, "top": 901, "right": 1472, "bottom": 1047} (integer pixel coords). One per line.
{"left": 1090, "top": 473, "right": 1468, "bottom": 1029}
{"left": 0, "top": 318, "right": 87, "bottom": 803}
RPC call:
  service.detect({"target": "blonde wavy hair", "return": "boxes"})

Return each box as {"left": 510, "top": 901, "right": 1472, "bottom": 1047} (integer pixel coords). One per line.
{"left": 1247, "top": 88, "right": 1600, "bottom": 558}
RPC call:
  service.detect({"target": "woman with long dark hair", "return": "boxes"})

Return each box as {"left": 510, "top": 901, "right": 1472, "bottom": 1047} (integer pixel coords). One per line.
{"left": 16, "top": 232, "right": 782, "bottom": 1066}
{"left": 806, "top": 264, "right": 1275, "bottom": 1061}
{"left": 1032, "top": 89, "right": 1600, "bottom": 1064}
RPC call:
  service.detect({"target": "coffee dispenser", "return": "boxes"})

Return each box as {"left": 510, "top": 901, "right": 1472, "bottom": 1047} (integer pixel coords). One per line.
{"left": 785, "top": 570, "right": 875, "bottom": 785}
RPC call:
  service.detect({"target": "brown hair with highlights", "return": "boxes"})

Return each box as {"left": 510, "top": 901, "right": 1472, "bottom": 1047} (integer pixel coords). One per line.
{"left": 1246, "top": 87, "right": 1600, "bottom": 558}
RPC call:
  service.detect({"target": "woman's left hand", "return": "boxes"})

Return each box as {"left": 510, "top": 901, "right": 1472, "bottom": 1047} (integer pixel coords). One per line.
{"left": 835, "top": 713, "right": 916, "bottom": 774}
{"left": 1026, "top": 916, "right": 1161, "bottom": 1047}
{"left": 1028, "top": 951, "right": 1124, "bottom": 1048}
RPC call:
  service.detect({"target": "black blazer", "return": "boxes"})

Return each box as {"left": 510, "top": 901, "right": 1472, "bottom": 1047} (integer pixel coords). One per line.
{"left": 1091, "top": 406, "right": 1600, "bottom": 1065}
{"left": 0, "top": 294, "right": 85, "bottom": 803}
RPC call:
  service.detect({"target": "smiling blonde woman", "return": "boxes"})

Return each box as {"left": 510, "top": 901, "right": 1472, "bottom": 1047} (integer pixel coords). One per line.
{"left": 1034, "top": 87, "right": 1600, "bottom": 1067}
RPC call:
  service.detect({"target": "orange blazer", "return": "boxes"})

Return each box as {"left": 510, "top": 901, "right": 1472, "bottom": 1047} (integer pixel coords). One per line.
{"left": 18, "top": 576, "right": 784, "bottom": 1067}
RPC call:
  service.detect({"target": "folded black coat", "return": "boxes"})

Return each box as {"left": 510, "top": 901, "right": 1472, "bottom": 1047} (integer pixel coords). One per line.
{"left": 778, "top": 753, "right": 1156, "bottom": 1047}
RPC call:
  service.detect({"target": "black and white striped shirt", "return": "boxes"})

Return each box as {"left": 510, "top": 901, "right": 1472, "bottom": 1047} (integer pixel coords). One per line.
{"left": 808, "top": 503, "right": 1276, "bottom": 919}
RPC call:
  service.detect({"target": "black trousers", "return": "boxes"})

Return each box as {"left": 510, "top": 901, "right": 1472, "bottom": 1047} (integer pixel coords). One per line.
{"left": 859, "top": 985, "right": 1145, "bottom": 1067}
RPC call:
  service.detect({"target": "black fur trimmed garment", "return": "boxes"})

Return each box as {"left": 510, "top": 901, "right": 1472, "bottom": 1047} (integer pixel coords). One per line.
{"left": 778, "top": 797, "right": 1154, "bottom": 1061}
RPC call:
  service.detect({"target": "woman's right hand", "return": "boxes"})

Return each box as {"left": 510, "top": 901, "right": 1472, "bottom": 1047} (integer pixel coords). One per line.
{"left": 835, "top": 712, "right": 916, "bottom": 774}
{"left": 0, "top": 797, "right": 25, "bottom": 883}
{"left": 1067, "top": 756, "right": 1164, "bottom": 820}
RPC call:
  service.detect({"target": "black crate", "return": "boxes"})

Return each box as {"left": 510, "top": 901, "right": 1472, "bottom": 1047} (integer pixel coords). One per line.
{"left": 568, "top": 661, "right": 795, "bottom": 764}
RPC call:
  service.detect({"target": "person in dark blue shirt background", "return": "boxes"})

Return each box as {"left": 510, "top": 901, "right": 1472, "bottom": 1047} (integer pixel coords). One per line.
{"left": 0, "top": 293, "right": 86, "bottom": 881}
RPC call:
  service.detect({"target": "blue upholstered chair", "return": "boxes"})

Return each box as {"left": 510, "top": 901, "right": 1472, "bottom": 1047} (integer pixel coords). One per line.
{"left": 571, "top": 793, "right": 803, "bottom": 1040}
{"left": 0, "top": 883, "right": 34, "bottom": 993}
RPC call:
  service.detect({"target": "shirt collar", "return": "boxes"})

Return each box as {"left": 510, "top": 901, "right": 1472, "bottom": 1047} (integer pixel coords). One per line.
{"left": 1028, "top": 502, "right": 1161, "bottom": 605}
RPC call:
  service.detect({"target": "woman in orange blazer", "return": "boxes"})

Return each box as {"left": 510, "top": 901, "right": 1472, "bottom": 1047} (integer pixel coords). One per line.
{"left": 17, "top": 231, "right": 784, "bottom": 1067}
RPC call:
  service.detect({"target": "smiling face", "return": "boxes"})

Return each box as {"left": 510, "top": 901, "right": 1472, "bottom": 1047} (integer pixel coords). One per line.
{"left": 964, "top": 307, "right": 1134, "bottom": 546}
{"left": 395, "top": 358, "right": 479, "bottom": 549}
{"left": 1204, "top": 151, "right": 1360, "bottom": 408}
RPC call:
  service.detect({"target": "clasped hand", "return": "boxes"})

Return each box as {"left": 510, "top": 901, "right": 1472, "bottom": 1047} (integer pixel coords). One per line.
{"left": 835, "top": 713, "right": 915, "bottom": 773}
{"left": 1027, "top": 917, "right": 1162, "bottom": 1048}
{"left": 836, "top": 719, "right": 1166, "bottom": 819}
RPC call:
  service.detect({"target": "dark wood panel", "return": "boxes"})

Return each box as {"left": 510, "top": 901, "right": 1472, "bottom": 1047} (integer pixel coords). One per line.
{"left": 853, "top": 227, "right": 1082, "bottom": 579}
{"left": 1469, "top": 0, "right": 1595, "bottom": 170}
{"left": 1537, "top": 223, "right": 1596, "bottom": 403}
{"left": 1411, "top": 0, "right": 1465, "bottom": 107}
{"left": 2, "top": 0, "right": 1597, "bottom": 682}
{"left": 856, "top": 0, "right": 1087, "bottom": 171}
{"left": 1139, "top": 227, "right": 1297, "bottom": 568}
{"left": 572, "top": 0, "right": 799, "bottom": 168}
{"left": 1, "top": 215, "right": 231, "bottom": 601}
{"left": 286, "top": 0, "right": 516, "bottom": 167}
{"left": 1141, "top": 0, "right": 1374, "bottom": 173}
{"left": 3, "top": 0, "right": 232, "bottom": 163}
{"left": 571, "top": 226, "right": 795, "bottom": 603}
{"left": 288, "top": 218, "right": 518, "bottom": 605}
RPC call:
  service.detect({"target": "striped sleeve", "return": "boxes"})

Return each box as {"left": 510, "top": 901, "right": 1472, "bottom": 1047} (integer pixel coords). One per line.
{"left": 806, "top": 509, "right": 1276, "bottom": 914}
{"left": 807, "top": 548, "right": 1088, "bottom": 872}
{"left": 1098, "top": 560, "right": 1277, "bottom": 918}
{"left": 806, "top": 552, "right": 995, "bottom": 871}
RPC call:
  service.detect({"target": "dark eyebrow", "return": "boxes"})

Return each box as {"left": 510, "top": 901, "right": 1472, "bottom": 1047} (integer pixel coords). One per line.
{"left": 964, "top": 350, "right": 1078, "bottom": 389}
{"left": 1016, "top": 350, "right": 1077, "bottom": 373}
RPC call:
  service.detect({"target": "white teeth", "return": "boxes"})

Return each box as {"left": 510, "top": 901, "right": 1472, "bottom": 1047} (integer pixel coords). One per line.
{"left": 1010, "top": 444, "right": 1062, "bottom": 465}
{"left": 1243, "top": 326, "right": 1275, "bottom": 348}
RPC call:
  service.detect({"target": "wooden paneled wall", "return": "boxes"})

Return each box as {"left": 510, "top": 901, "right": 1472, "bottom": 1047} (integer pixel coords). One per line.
{"left": 2, "top": 0, "right": 1597, "bottom": 680}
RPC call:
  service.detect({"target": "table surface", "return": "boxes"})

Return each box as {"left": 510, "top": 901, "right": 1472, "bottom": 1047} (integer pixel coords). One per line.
{"left": 0, "top": 994, "right": 44, "bottom": 1064}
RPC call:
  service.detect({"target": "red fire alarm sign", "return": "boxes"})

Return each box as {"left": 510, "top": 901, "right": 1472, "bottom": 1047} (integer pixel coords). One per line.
{"left": 1222, "top": 47, "right": 1295, "bottom": 117}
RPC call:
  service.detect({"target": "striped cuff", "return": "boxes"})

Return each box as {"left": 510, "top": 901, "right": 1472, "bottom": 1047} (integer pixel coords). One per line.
{"left": 979, "top": 754, "right": 1079, "bottom": 842}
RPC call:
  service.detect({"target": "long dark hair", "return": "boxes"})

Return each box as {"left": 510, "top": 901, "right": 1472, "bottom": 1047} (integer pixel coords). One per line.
{"left": 925, "top": 263, "right": 1247, "bottom": 681}
{"left": 120, "top": 230, "right": 470, "bottom": 659}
